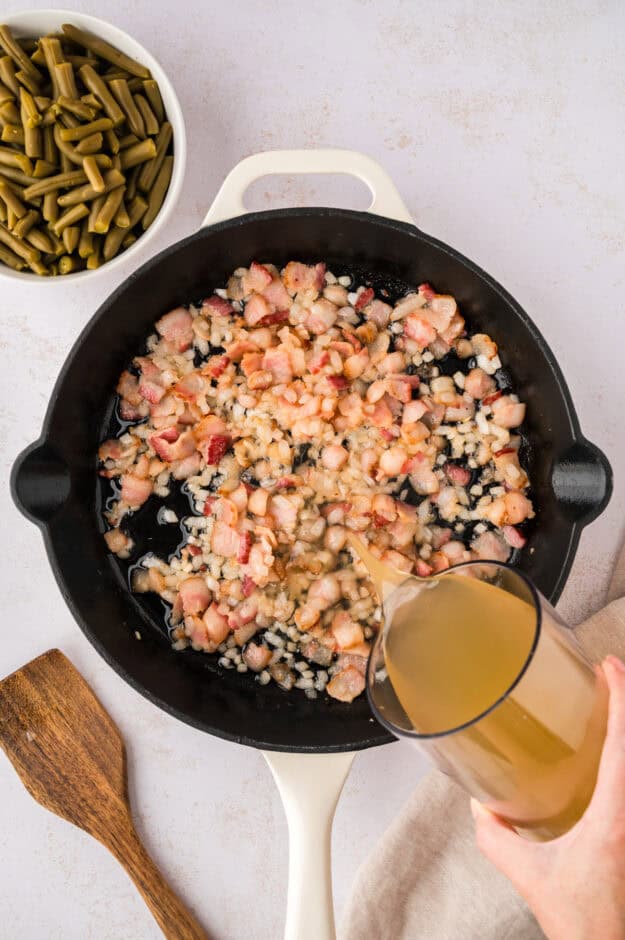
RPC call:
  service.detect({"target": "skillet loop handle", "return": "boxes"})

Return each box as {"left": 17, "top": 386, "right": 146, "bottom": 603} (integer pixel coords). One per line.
{"left": 11, "top": 440, "right": 71, "bottom": 526}
{"left": 551, "top": 439, "right": 613, "bottom": 526}
{"left": 202, "top": 149, "right": 414, "bottom": 227}
{"left": 264, "top": 750, "right": 355, "bottom": 940}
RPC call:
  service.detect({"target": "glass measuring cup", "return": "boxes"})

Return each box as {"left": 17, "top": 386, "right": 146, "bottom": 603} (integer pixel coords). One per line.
{"left": 352, "top": 538, "right": 608, "bottom": 841}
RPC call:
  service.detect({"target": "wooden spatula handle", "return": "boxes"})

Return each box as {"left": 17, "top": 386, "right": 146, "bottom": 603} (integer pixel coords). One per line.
{"left": 110, "top": 823, "right": 208, "bottom": 940}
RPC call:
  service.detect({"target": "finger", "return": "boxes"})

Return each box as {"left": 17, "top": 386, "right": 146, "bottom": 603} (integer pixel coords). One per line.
{"left": 471, "top": 799, "right": 542, "bottom": 894}
{"left": 587, "top": 656, "right": 625, "bottom": 816}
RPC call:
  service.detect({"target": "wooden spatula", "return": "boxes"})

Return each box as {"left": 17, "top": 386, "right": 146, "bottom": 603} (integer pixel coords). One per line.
{"left": 0, "top": 649, "right": 208, "bottom": 940}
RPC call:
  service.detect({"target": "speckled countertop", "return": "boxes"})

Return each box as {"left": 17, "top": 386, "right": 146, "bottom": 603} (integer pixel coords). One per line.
{"left": 1, "top": 1, "right": 624, "bottom": 937}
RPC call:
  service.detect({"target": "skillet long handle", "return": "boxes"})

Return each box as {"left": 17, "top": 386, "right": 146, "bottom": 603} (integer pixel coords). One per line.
{"left": 264, "top": 750, "right": 355, "bottom": 940}
{"left": 202, "top": 149, "right": 414, "bottom": 226}
{"left": 108, "top": 819, "right": 209, "bottom": 940}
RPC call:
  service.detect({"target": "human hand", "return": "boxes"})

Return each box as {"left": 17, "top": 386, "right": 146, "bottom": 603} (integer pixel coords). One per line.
{"left": 471, "top": 655, "right": 625, "bottom": 940}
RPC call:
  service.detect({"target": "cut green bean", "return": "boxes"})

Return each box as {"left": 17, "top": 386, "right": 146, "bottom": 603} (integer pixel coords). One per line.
{"left": 127, "top": 77, "right": 143, "bottom": 94}
{"left": 15, "top": 69, "right": 41, "bottom": 96}
{"left": 60, "top": 151, "right": 73, "bottom": 173}
{"left": 0, "top": 80, "right": 13, "bottom": 104}
{"left": 75, "top": 131, "right": 103, "bottom": 154}
{"left": 53, "top": 201, "right": 89, "bottom": 235}
{"left": 42, "top": 190, "right": 58, "bottom": 222}
{"left": 0, "top": 220, "right": 40, "bottom": 262}
{"left": 57, "top": 168, "right": 124, "bottom": 206}
{"left": 6, "top": 206, "right": 17, "bottom": 229}
{"left": 0, "top": 26, "right": 42, "bottom": 81}
{"left": 0, "top": 146, "right": 33, "bottom": 175}
{"left": 20, "top": 88, "right": 41, "bottom": 128}
{"left": 0, "top": 165, "right": 37, "bottom": 187}
{"left": 109, "top": 79, "right": 145, "bottom": 138}
{"left": 43, "top": 124, "right": 57, "bottom": 164}
{"left": 59, "top": 116, "right": 112, "bottom": 142}
{"left": 0, "top": 99, "right": 20, "bottom": 125}
{"left": 66, "top": 54, "right": 96, "bottom": 69}
{"left": 134, "top": 94, "right": 158, "bottom": 136}
{"left": 56, "top": 95, "right": 96, "bottom": 122}
{"left": 1, "top": 123, "right": 24, "bottom": 145}
{"left": 93, "top": 185, "right": 125, "bottom": 233}
{"left": 117, "top": 133, "right": 139, "bottom": 150}
{"left": 88, "top": 193, "right": 105, "bottom": 232}
{"left": 33, "top": 159, "right": 57, "bottom": 178}
{"left": 78, "top": 65, "right": 124, "bottom": 126}
{"left": 0, "top": 179, "right": 26, "bottom": 217}
{"left": 62, "top": 224, "right": 80, "bottom": 253}
{"left": 34, "top": 95, "right": 51, "bottom": 112}
{"left": 25, "top": 226, "right": 54, "bottom": 253}
{"left": 125, "top": 163, "right": 140, "bottom": 201}
{"left": 58, "top": 110, "right": 80, "bottom": 130}
{"left": 30, "top": 45, "right": 46, "bottom": 68}
{"left": 81, "top": 93, "right": 102, "bottom": 111}
{"left": 102, "top": 222, "right": 127, "bottom": 260}
{"left": 62, "top": 25, "right": 150, "bottom": 79}
{"left": 27, "top": 258, "right": 50, "bottom": 275}
{"left": 120, "top": 137, "right": 156, "bottom": 171}
{"left": 142, "top": 155, "right": 172, "bottom": 229}
{"left": 0, "top": 240, "right": 25, "bottom": 269}
{"left": 105, "top": 127, "right": 119, "bottom": 154}
{"left": 122, "top": 232, "right": 136, "bottom": 249}
{"left": 53, "top": 122, "right": 110, "bottom": 168}
{"left": 86, "top": 242, "right": 101, "bottom": 268}
{"left": 142, "top": 80, "right": 164, "bottom": 123}
{"left": 82, "top": 154, "right": 105, "bottom": 192}
{"left": 0, "top": 198, "right": 6, "bottom": 221}
{"left": 54, "top": 62, "right": 78, "bottom": 100}
{"left": 24, "top": 125, "right": 42, "bottom": 160}
{"left": 0, "top": 56, "right": 19, "bottom": 95}
{"left": 78, "top": 218, "right": 93, "bottom": 257}
{"left": 13, "top": 207, "right": 39, "bottom": 237}
{"left": 59, "top": 253, "right": 82, "bottom": 274}
{"left": 137, "top": 121, "right": 171, "bottom": 192}
{"left": 104, "top": 69, "right": 130, "bottom": 82}
{"left": 113, "top": 199, "right": 130, "bottom": 228}
{"left": 23, "top": 169, "right": 86, "bottom": 200}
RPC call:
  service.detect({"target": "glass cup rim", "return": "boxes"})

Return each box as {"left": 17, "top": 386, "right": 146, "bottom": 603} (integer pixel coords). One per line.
{"left": 366, "top": 561, "right": 543, "bottom": 741}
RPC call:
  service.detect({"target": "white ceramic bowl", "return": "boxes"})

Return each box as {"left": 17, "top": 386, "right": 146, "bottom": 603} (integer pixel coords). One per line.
{"left": 0, "top": 9, "right": 187, "bottom": 283}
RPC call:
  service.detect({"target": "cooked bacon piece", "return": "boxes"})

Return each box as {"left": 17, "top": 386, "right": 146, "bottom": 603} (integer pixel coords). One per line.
{"left": 179, "top": 577, "right": 211, "bottom": 615}
{"left": 491, "top": 396, "right": 526, "bottom": 428}
{"left": 331, "top": 612, "right": 365, "bottom": 650}
{"left": 257, "top": 309, "right": 290, "bottom": 327}
{"left": 355, "top": 287, "right": 374, "bottom": 311}
{"left": 471, "top": 530, "right": 511, "bottom": 562}
{"left": 503, "top": 525, "right": 527, "bottom": 549}
{"left": 262, "top": 346, "right": 293, "bottom": 384}
{"left": 199, "top": 434, "right": 232, "bottom": 465}
{"left": 237, "top": 531, "right": 253, "bottom": 564}
{"left": 211, "top": 520, "right": 240, "bottom": 557}
{"left": 202, "top": 603, "right": 230, "bottom": 644}
{"left": 444, "top": 463, "right": 472, "bottom": 486}
{"left": 120, "top": 474, "right": 152, "bottom": 507}
{"left": 155, "top": 307, "right": 194, "bottom": 352}
{"left": 243, "top": 642, "right": 272, "bottom": 672}
{"left": 202, "top": 295, "right": 234, "bottom": 317}
{"left": 241, "top": 574, "right": 257, "bottom": 597}
{"left": 203, "top": 355, "right": 230, "bottom": 379}
{"left": 173, "top": 373, "right": 206, "bottom": 401}
{"left": 305, "top": 299, "right": 338, "bottom": 335}
{"left": 464, "top": 367, "right": 496, "bottom": 400}
{"left": 283, "top": 261, "right": 326, "bottom": 296}
{"left": 242, "top": 261, "right": 273, "bottom": 295}
{"left": 404, "top": 314, "right": 437, "bottom": 348}
{"left": 104, "top": 528, "right": 132, "bottom": 554}
{"left": 244, "top": 294, "right": 271, "bottom": 327}
{"left": 171, "top": 453, "right": 201, "bottom": 479}
{"left": 262, "top": 277, "right": 291, "bottom": 309}
{"left": 327, "top": 665, "right": 365, "bottom": 703}
{"left": 418, "top": 282, "right": 436, "bottom": 301}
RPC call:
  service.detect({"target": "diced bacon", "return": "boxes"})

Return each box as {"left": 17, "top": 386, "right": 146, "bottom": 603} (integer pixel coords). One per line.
{"left": 429, "top": 551, "right": 451, "bottom": 573}
{"left": 139, "top": 379, "right": 166, "bottom": 404}
{"left": 320, "top": 501, "right": 351, "bottom": 522}
{"left": 366, "top": 299, "right": 392, "bottom": 328}
{"left": 275, "top": 475, "right": 302, "bottom": 489}
{"left": 244, "top": 294, "right": 271, "bottom": 327}
{"left": 326, "top": 665, "right": 366, "bottom": 701}
{"left": 185, "top": 615, "right": 212, "bottom": 651}
{"left": 321, "top": 445, "right": 349, "bottom": 470}
{"left": 241, "top": 574, "right": 257, "bottom": 597}
{"left": 402, "top": 399, "right": 429, "bottom": 424}
{"left": 368, "top": 399, "right": 394, "bottom": 428}
{"left": 482, "top": 390, "right": 503, "bottom": 406}
{"left": 120, "top": 474, "right": 152, "bottom": 507}
{"left": 104, "top": 528, "right": 132, "bottom": 554}
{"left": 202, "top": 295, "right": 234, "bottom": 317}
{"left": 237, "top": 531, "right": 253, "bottom": 564}
{"left": 464, "top": 367, "right": 496, "bottom": 400}
{"left": 202, "top": 603, "right": 230, "bottom": 644}
{"left": 151, "top": 429, "right": 196, "bottom": 463}
{"left": 415, "top": 559, "right": 433, "bottom": 577}
{"left": 408, "top": 461, "right": 440, "bottom": 495}
{"left": 248, "top": 487, "right": 269, "bottom": 516}
{"left": 491, "top": 396, "right": 526, "bottom": 429}
{"left": 247, "top": 327, "right": 273, "bottom": 349}
{"left": 322, "top": 375, "right": 349, "bottom": 391}
{"left": 385, "top": 376, "right": 412, "bottom": 403}
{"left": 171, "top": 453, "right": 202, "bottom": 479}
{"left": 248, "top": 370, "right": 273, "bottom": 390}
{"left": 150, "top": 394, "right": 176, "bottom": 418}
{"left": 119, "top": 400, "right": 146, "bottom": 421}
{"left": 421, "top": 401, "right": 446, "bottom": 429}
{"left": 241, "top": 352, "right": 264, "bottom": 376}
{"left": 329, "top": 340, "right": 357, "bottom": 359}
{"left": 404, "top": 314, "right": 437, "bottom": 348}
{"left": 99, "top": 439, "right": 124, "bottom": 462}
{"left": 173, "top": 373, "right": 206, "bottom": 401}
{"left": 243, "top": 642, "right": 272, "bottom": 672}
{"left": 471, "top": 530, "right": 511, "bottom": 563}
{"left": 155, "top": 307, "right": 194, "bottom": 352}
{"left": 430, "top": 526, "right": 452, "bottom": 550}
{"left": 503, "top": 525, "right": 527, "bottom": 549}
{"left": 283, "top": 261, "right": 326, "bottom": 296}
{"left": 426, "top": 295, "right": 457, "bottom": 332}
{"left": 331, "top": 611, "right": 365, "bottom": 650}
{"left": 211, "top": 520, "right": 240, "bottom": 557}
{"left": 484, "top": 491, "right": 534, "bottom": 527}
{"left": 179, "top": 577, "right": 211, "bottom": 615}
{"left": 309, "top": 350, "right": 330, "bottom": 374}
{"left": 445, "top": 463, "right": 472, "bottom": 486}
{"left": 187, "top": 544, "right": 202, "bottom": 556}
{"left": 257, "top": 309, "right": 290, "bottom": 327}
{"left": 262, "top": 277, "right": 292, "bottom": 309}
{"left": 305, "top": 300, "right": 338, "bottom": 335}
{"left": 216, "top": 497, "right": 238, "bottom": 526}
{"left": 204, "top": 355, "right": 230, "bottom": 379}
{"left": 418, "top": 283, "right": 436, "bottom": 301}
{"left": 441, "top": 540, "right": 471, "bottom": 565}
{"left": 262, "top": 347, "right": 293, "bottom": 384}
{"left": 270, "top": 494, "right": 298, "bottom": 529}
{"left": 203, "top": 496, "right": 217, "bottom": 516}
{"left": 117, "top": 370, "right": 141, "bottom": 405}
{"left": 200, "top": 434, "right": 232, "bottom": 465}
{"left": 343, "top": 348, "right": 369, "bottom": 379}
{"left": 242, "top": 261, "right": 273, "bottom": 295}
{"left": 224, "top": 339, "right": 259, "bottom": 361}
{"left": 355, "top": 287, "right": 374, "bottom": 311}
{"left": 244, "top": 540, "right": 274, "bottom": 587}
{"left": 372, "top": 493, "right": 398, "bottom": 524}
{"left": 379, "top": 446, "right": 408, "bottom": 477}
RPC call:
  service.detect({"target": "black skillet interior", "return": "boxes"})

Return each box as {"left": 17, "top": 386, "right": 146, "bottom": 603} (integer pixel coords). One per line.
{"left": 11, "top": 209, "right": 613, "bottom": 752}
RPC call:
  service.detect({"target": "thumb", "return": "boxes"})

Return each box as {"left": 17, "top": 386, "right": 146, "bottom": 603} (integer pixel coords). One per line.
{"left": 471, "top": 799, "right": 539, "bottom": 893}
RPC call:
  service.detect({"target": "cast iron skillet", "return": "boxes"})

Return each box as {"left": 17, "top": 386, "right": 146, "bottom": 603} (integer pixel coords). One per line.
{"left": 11, "top": 155, "right": 612, "bottom": 754}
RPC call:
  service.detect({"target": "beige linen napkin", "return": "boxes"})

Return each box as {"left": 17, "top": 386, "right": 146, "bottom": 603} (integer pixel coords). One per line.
{"left": 341, "top": 543, "right": 625, "bottom": 940}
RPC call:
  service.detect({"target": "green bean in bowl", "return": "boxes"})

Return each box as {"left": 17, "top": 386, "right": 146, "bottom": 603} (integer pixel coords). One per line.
{"left": 0, "top": 21, "right": 176, "bottom": 277}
